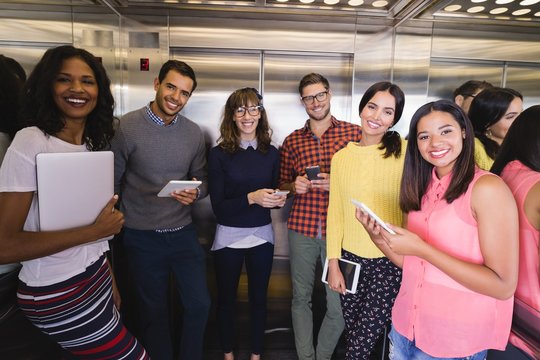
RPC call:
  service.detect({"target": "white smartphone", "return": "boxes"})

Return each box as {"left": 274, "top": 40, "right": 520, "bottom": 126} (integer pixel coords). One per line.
{"left": 273, "top": 190, "right": 290, "bottom": 196}
{"left": 351, "top": 199, "right": 396, "bottom": 235}
{"left": 157, "top": 180, "right": 202, "bottom": 197}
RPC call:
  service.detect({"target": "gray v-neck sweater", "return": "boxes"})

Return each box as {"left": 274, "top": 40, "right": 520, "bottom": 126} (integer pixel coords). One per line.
{"left": 111, "top": 107, "right": 208, "bottom": 230}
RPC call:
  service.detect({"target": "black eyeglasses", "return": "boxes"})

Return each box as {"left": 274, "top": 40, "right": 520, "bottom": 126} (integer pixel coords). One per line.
{"left": 461, "top": 93, "right": 477, "bottom": 99}
{"left": 301, "top": 91, "right": 328, "bottom": 105}
{"left": 235, "top": 105, "right": 263, "bottom": 117}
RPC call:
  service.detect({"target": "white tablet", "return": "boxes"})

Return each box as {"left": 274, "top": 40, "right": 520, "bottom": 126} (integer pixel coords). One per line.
{"left": 351, "top": 199, "right": 396, "bottom": 235}
{"left": 322, "top": 258, "right": 361, "bottom": 294}
{"left": 157, "top": 180, "right": 202, "bottom": 197}
{"left": 36, "top": 151, "right": 114, "bottom": 240}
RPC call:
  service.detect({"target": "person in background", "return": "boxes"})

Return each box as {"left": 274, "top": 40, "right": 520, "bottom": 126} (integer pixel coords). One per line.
{"left": 0, "top": 54, "right": 25, "bottom": 161}
{"left": 279, "top": 72, "right": 361, "bottom": 360}
{"left": 0, "top": 45, "right": 148, "bottom": 359}
{"left": 0, "top": 54, "right": 64, "bottom": 360}
{"left": 326, "top": 81, "right": 406, "bottom": 359}
{"left": 491, "top": 105, "right": 540, "bottom": 359}
{"left": 358, "top": 100, "right": 518, "bottom": 359}
{"left": 208, "top": 87, "right": 286, "bottom": 360}
{"left": 468, "top": 87, "right": 523, "bottom": 170}
{"left": 453, "top": 80, "right": 493, "bottom": 115}
{"left": 111, "top": 59, "right": 210, "bottom": 360}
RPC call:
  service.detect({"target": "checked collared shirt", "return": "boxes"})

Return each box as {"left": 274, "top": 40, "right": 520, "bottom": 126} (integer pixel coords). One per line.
{"left": 279, "top": 116, "right": 361, "bottom": 239}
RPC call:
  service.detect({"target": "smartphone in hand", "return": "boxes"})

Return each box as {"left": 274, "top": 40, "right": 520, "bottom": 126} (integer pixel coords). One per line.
{"left": 351, "top": 199, "right": 396, "bottom": 235}
{"left": 306, "top": 165, "right": 321, "bottom": 181}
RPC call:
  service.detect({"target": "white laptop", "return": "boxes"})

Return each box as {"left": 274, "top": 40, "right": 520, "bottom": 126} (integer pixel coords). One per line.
{"left": 36, "top": 151, "right": 114, "bottom": 240}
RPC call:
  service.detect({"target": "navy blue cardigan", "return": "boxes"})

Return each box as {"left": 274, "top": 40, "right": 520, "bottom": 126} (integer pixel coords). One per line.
{"left": 208, "top": 145, "right": 280, "bottom": 228}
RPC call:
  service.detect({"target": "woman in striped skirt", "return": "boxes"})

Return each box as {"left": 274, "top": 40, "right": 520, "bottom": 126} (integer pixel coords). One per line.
{"left": 0, "top": 45, "right": 149, "bottom": 359}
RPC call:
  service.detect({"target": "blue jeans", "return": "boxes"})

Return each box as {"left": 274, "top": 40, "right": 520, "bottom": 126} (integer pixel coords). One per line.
{"left": 213, "top": 242, "right": 274, "bottom": 355}
{"left": 389, "top": 326, "right": 487, "bottom": 360}
{"left": 123, "top": 225, "right": 211, "bottom": 360}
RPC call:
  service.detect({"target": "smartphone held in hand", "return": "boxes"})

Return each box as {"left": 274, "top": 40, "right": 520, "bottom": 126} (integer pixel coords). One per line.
{"left": 351, "top": 199, "right": 396, "bottom": 235}
{"left": 305, "top": 165, "right": 321, "bottom": 181}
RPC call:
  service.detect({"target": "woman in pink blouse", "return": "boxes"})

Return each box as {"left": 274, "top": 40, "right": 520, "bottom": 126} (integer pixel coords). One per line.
{"left": 357, "top": 100, "right": 519, "bottom": 359}
{"left": 491, "top": 105, "right": 540, "bottom": 359}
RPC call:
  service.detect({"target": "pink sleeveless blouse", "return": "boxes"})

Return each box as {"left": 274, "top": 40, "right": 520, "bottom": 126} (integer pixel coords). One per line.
{"left": 392, "top": 168, "right": 513, "bottom": 357}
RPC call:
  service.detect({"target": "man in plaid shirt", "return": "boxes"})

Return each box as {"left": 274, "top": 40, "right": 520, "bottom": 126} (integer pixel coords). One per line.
{"left": 279, "top": 73, "right": 362, "bottom": 360}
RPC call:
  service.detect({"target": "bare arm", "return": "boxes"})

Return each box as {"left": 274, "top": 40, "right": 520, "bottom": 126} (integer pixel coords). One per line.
{"left": 524, "top": 180, "right": 540, "bottom": 230}
{"left": 382, "top": 175, "right": 519, "bottom": 300}
{"left": 0, "top": 192, "right": 124, "bottom": 264}
{"left": 523, "top": 180, "right": 540, "bottom": 277}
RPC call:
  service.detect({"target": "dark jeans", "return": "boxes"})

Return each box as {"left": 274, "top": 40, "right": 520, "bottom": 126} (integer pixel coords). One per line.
{"left": 0, "top": 268, "right": 63, "bottom": 360}
{"left": 213, "top": 242, "right": 274, "bottom": 355}
{"left": 123, "top": 225, "right": 211, "bottom": 360}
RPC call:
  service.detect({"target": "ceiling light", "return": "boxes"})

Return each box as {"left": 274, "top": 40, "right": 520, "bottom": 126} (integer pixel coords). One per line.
{"left": 471, "top": 0, "right": 487, "bottom": 3}
{"left": 299, "top": 0, "right": 315, "bottom": 3}
{"left": 372, "top": 0, "right": 388, "bottom": 7}
{"left": 535, "top": 11, "right": 540, "bottom": 15}
{"left": 275, "top": 0, "right": 288, "bottom": 2}
{"left": 490, "top": 7, "right": 509, "bottom": 13}
{"left": 496, "top": 0, "right": 514, "bottom": 4}
{"left": 520, "top": 0, "right": 540, "bottom": 5}
{"left": 444, "top": 5, "right": 462, "bottom": 11}
{"left": 324, "top": 0, "right": 340, "bottom": 4}
{"left": 348, "top": 0, "right": 364, "bottom": 5}
{"left": 467, "top": 6, "right": 485, "bottom": 12}
{"left": 512, "top": 8, "right": 532, "bottom": 14}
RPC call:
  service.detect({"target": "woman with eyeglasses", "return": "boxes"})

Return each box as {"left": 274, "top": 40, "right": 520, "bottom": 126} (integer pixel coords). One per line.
{"left": 208, "top": 87, "right": 286, "bottom": 360}
{"left": 453, "top": 80, "right": 493, "bottom": 115}
{"left": 468, "top": 87, "right": 523, "bottom": 170}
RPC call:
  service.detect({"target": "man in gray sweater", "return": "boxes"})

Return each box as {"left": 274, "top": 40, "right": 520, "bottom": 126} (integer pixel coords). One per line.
{"left": 111, "top": 60, "right": 210, "bottom": 360}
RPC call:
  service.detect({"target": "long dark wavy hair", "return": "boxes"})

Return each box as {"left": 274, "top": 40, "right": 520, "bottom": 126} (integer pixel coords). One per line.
{"left": 358, "top": 81, "right": 405, "bottom": 158}
{"left": 468, "top": 87, "right": 522, "bottom": 160}
{"left": 217, "top": 87, "right": 272, "bottom": 154}
{"left": 0, "top": 55, "right": 26, "bottom": 139}
{"left": 400, "top": 100, "right": 476, "bottom": 213}
{"left": 491, "top": 105, "right": 540, "bottom": 175}
{"left": 20, "top": 45, "right": 115, "bottom": 151}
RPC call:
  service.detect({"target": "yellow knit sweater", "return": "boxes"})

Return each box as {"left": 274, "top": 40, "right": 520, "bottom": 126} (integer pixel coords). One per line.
{"left": 326, "top": 140, "right": 406, "bottom": 259}
{"left": 474, "top": 137, "right": 494, "bottom": 171}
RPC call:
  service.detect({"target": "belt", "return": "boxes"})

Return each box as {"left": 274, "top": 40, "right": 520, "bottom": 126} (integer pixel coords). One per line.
{"left": 155, "top": 225, "right": 185, "bottom": 233}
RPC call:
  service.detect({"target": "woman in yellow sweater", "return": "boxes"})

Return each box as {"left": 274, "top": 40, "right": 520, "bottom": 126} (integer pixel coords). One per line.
{"left": 326, "top": 81, "right": 406, "bottom": 359}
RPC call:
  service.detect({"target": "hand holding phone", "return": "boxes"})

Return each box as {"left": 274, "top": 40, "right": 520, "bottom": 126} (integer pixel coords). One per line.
{"left": 351, "top": 199, "right": 396, "bottom": 235}
{"left": 273, "top": 190, "right": 290, "bottom": 196}
{"left": 306, "top": 165, "right": 321, "bottom": 181}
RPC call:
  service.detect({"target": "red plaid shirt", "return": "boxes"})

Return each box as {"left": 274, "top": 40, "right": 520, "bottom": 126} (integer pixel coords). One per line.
{"left": 279, "top": 117, "right": 362, "bottom": 238}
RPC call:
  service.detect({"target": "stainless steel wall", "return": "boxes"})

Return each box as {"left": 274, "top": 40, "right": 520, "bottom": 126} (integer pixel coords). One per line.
{"left": 1, "top": 4, "right": 540, "bottom": 256}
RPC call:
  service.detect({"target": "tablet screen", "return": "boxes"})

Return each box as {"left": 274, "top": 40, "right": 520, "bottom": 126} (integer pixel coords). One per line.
{"left": 321, "top": 258, "right": 361, "bottom": 294}
{"left": 157, "top": 180, "right": 202, "bottom": 197}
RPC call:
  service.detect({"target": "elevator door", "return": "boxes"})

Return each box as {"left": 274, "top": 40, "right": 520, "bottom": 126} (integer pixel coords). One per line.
{"left": 172, "top": 48, "right": 354, "bottom": 258}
